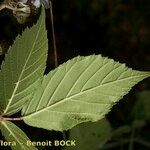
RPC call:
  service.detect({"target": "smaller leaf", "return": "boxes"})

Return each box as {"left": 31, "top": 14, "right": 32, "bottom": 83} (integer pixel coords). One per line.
{"left": 0, "top": 7, "right": 48, "bottom": 116}
{"left": 64, "top": 118, "right": 111, "bottom": 150}
{"left": 0, "top": 121, "right": 37, "bottom": 150}
{"left": 132, "top": 91, "right": 150, "bottom": 120}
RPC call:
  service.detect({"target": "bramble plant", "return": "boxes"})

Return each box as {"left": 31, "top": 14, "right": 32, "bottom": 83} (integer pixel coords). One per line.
{"left": 0, "top": 8, "right": 150, "bottom": 150}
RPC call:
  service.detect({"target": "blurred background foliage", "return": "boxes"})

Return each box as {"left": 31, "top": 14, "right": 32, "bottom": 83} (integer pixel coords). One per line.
{"left": 0, "top": 0, "right": 150, "bottom": 150}
{"left": 52, "top": 0, "right": 150, "bottom": 71}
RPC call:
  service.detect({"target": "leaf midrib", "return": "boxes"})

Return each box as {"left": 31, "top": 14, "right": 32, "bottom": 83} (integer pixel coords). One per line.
{"left": 23, "top": 73, "right": 148, "bottom": 119}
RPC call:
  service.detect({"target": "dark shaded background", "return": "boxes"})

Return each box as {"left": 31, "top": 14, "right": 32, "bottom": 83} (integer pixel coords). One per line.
{"left": 0, "top": 0, "right": 150, "bottom": 150}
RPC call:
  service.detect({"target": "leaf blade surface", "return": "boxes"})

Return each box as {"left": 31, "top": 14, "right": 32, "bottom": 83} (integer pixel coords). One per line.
{"left": 0, "top": 8, "right": 47, "bottom": 115}
{"left": 64, "top": 118, "right": 111, "bottom": 150}
{"left": 0, "top": 121, "right": 37, "bottom": 150}
{"left": 22, "top": 55, "right": 150, "bottom": 131}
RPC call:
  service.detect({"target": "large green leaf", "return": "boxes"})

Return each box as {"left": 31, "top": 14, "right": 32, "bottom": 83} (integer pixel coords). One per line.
{"left": 22, "top": 55, "right": 150, "bottom": 131}
{"left": 0, "top": 121, "right": 37, "bottom": 150}
{"left": 64, "top": 118, "right": 111, "bottom": 150}
{"left": 0, "top": 8, "right": 47, "bottom": 115}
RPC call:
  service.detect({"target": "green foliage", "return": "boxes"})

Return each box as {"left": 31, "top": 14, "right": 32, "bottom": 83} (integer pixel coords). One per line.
{"left": 22, "top": 54, "right": 149, "bottom": 131}
{"left": 0, "top": 121, "right": 37, "bottom": 150}
{"left": 0, "top": 8, "right": 48, "bottom": 116}
{"left": 64, "top": 118, "right": 111, "bottom": 150}
{"left": 0, "top": 7, "right": 150, "bottom": 150}
{"left": 132, "top": 91, "right": 150, "bottom": 120}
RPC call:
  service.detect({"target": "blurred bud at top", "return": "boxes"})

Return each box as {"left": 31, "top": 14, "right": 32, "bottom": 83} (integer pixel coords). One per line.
{"left": 21, "top": 0, "right": 50, "bottom": 9}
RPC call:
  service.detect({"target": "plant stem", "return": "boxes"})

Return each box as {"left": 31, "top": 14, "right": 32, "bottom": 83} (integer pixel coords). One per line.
{"left": 49, "top": 0, "right": 58, "bottom": 67}
{"left": 128, "top": 127, "right": 135, "bottom": 150}
{"left": 136, "top": 138, "right": 150, "bottom": 148}
{"left": 0, "top": 116, "right": 23, "bottom": 121}
{"left": 102, "top": 140, "right": 130, "bottom": 149}
{"left": 102, "top": 138, "right": 150, "bottom": 149}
